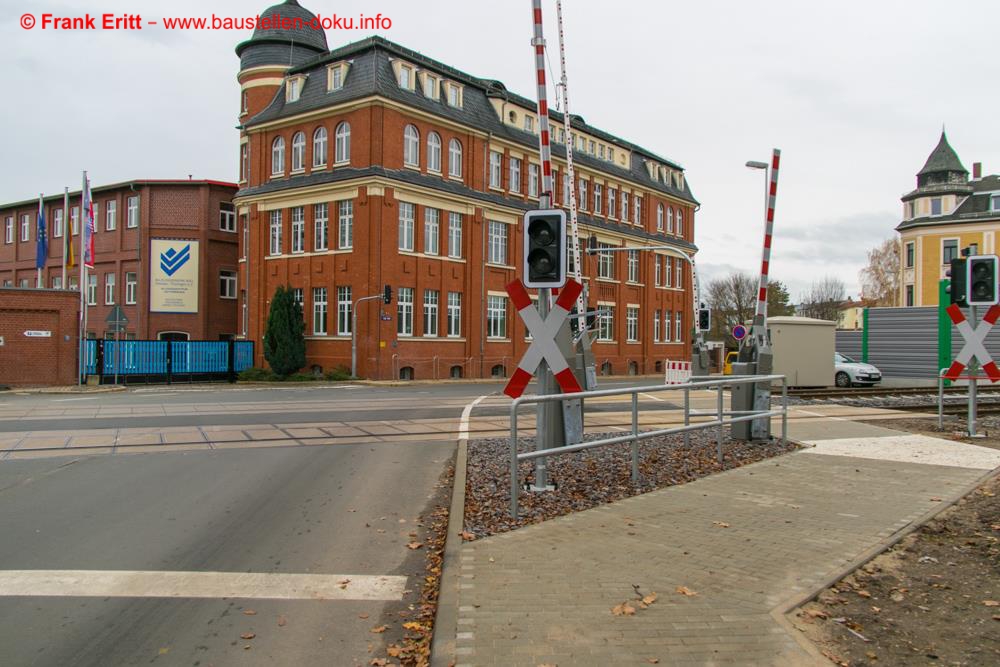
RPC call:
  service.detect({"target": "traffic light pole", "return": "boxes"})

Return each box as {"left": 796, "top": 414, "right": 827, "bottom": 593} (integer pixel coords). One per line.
{"left": 352, "top": 293, "right": 387, "bottom": 379}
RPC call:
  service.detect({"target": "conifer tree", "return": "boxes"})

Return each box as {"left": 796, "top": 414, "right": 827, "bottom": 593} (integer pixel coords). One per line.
{"left": 263, "top": 285, "right": 305, "bottom": 377}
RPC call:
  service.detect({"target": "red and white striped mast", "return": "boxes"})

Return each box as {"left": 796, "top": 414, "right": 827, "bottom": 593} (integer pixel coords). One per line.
{"left": 749, "top": 149, "right": 781, "bottom": 352}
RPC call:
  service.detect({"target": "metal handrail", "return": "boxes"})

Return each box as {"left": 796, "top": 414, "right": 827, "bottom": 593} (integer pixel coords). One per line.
{"left": 508, "top": 374, "right": 788, "bottom": 518}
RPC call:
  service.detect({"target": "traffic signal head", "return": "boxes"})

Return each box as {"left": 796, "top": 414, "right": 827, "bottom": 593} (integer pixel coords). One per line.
{"left": 383, "top": 284, "right": 392, "bottom": 304}
{"left": 523, "top": 209, "right": 567, "bottom": 289}
{"left": 966, "top": 255, "right": 999, "bottom": 306}
{"left": 587, "top": 234, "right": 598, "bottom": 255}
{"left": 698, "top": 307, "right": 711, "bottom": 332}
{"left": 948, "top": 258, "right": 967, "bottom": 306}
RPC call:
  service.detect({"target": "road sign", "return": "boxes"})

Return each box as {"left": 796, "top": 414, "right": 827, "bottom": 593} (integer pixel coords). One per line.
{"left": 943, "top": 303, "right": 1000, "bottom": 382}
{"left": 105, "top": 305, "right": 129, "bottom": 327}
{"left": 24, "top": 330, "right": 51, "bottom": 338}
{"left": 732, "top": 324, "right": 747, "bottom": 341}
{"left": 502, "top": 278, "right": 584, "bottom": 398}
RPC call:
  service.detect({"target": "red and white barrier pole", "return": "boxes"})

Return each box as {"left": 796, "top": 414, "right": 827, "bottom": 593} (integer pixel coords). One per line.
{"left": 751, "top": 148, "right": 781, "bottom": 342}
{"left": 531, "top": 0, "right": 554, "bottom": 210}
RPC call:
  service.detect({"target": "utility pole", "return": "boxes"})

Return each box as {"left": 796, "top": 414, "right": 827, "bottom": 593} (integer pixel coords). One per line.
{"left": 352, "top": 286, "right": 391, "bottom": 379}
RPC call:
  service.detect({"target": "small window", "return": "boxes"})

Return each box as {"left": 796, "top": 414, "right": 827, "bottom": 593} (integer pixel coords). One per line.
{"left": 400, "top": 366, "right": 415, "bottom": 380}
{"left": 448, "top": 139, "right": 463, "bottom": 178}
{"left": 403, "top": 125, "right": 419, "bottom": 167}
{"left": 220, "top": 203, "right": 236, "bottom": 232}
{"left": 335, "top": 122, "right": 350, "bottom": 164}
{"left": 931, "top": 197, "right": 942, "bottom": 215}
{"left": 992, "top": 195, "right": 1000, "bottom": 211}
{"left": 286, "top": 76, "right": 304, "bottom": 103}
{"left": 220, "top": 270, "right": 237, "bottom": 299}
{"left": 313, "top": 127, "right": 328, "bottom": 167}
{"left": 446, "top": 82, "right": 462, "bottom": 108}
{"left": 291, "top": 132, "right": 305, "bottom": 171}
{"left": 905, "top": 241, "right": 914, "bottom": 268}
{"left": 490, "top": 364, "right": 506, "bottom": 379}
{"left": 328, "top": 65, "right": 344, "bottom": 91}
{"left": 450, "top": 365, "right": 463, "bottom": 379}
{"left": 423, "top": 74, "right": 437, "bottom": 99}
{"left": 398, "top": 65, "right": 412, "bottom": 90}
{"left": 271, "top": 137, "right": 285, "bottom": 175}
{"left": 106, "top": 201, "right": 117, "bottom": 231}
{"left": 524, "top": 115, "right": 534, "bottom": 133}
{"left": 942, "top": 239, "right": 958, "bottom": 264}
{"left": 127, "top": 197, "right": 139, "bottom": 228}
{"left": 427, "top": 132, "right": 442, "bottom": 173}
{"left": 905, "top": 284, "right": 914, "bottom": 307}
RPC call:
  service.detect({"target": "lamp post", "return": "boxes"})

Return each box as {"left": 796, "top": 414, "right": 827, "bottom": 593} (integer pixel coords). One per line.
{"left": 745, "top": 159, "right": 770, "bottom": 354}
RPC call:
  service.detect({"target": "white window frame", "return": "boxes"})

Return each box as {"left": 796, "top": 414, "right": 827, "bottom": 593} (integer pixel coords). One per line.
{"left": 313, "top": 126, "right": 328, "bottom": 167}
{"left": 598, "top": 243, "right": 615, "bottom": 279}
{"left": 608, "top": 189, "right": 616, "bottom": 219}
{"left": 653, "top": 309, "right": 661, "bottom": 342}
{"left": 271, "top": 137, "right": 285, "bottom": 175}
{"left": 104, "top": 273, "right": 115, "bottom": 305}
{"left": 423, "top": 289, "right": 439, "bottom": 337}
{"left": 312, "top": 287, "right": 328, "bottom": 335}
{"left": 487, "top": 295, "right": 507, "bottom": 339}
{"left": 220, "top": 202, "right": 236, "bottom": 232}
{"left": 106, "top": 200, "right": 117, "bottom": 231}
{"left": 87, "top": 274, "right": 97, "bottom": 306}
{"left": 941, "top": 237, "right": 959, "bottom": 265}
{"left": 654, "top": 256, "right": 661, "bottom": 286}
{"left": 286, "top": 76, "right": 303, "bottom": 103}
{"left": 241, "top": 143, "right": 249, "bottom": 183}
{"left": 489, "top": 151, "right": 502, "bottom": 188}
{"left": 447, "top": 291, "right": 462, "bottom": 337}
{"left": 53, "top": 210, "right": 63, "bottom": 238}
{"left": 524, "top": 115, "right": 534, "bottom": 133}
{"left": 675, "top": 312, "right": 683, "bottom": 343}
{"left": 338, "top": 200, "right": 353, "bottom": 249}
{"left": 290, "top": 206, "right": 305, "bottom": 254}
{"left": 314, "top": 203, "right": 329, "bottom": 251}
{"left": 509, "top": 157, "right": 522, "bottom": 194}
{"left": 665, "top": 257, "right": 673, "bottom": 287}
{"left": 675, "top": 260, "right": 684, "bottom": 288}
{"left": 335, "top": 122, "right": 350, "bottom": 164}
{"left": 291, "top": 132, "right": 305, "bottom": 172}
{"left": 424, "top": 208, "right": 440, "bottom": 255}
{"left": 487, "top": 220, "right": 507, "bottom": 265}
{"left": 621, "top": 191, "right": 629, "bottom": 222}
{"left": 634, "top": 196, "right": 642, "bottom": 226}
{"left": 328, "top": 65, "right": 344, "bottom": 91}
{"left": 594, "top": 183, "right": 603, "bottom": 214}
{"left": 677, "top": 209, "right": 684, "bottom": 236}
{"left": 597, "top": 305, "right": 615, "bottom": 342}
{"left": 125, "top": 272, "right": 137, "bottom": 304}
{"left": 578, "top": 178, "right": 588, "bottom": 210}
{"left": 667, "top": 207, "right": 674, "bottom": 233}
{"left": 904, "top": 241, "right": 914, "bottom": 269}
{"left": 398, "top": 202, "right": 415, "bottom": 251}
{"left": 337, "top": 286, "right": 352, "bottom": 335}
{"left": 403, "top": 125, "right": 420, "bottom": 167}
{"left": 627, "top": 250, "right": 639, "bottom": 283}
{"left": 448, "top": 212, "right": 462, "bottom": 258}
{"left": 657, "top": 204, "right": 664, "bottom": 231}
{"left": 269, "top": 210, "right": 282, "bottom": 256}
{"left": 220, "top": 270, "right": 237, "bottom": 299}
{"left": 626, "top": 306, "right": 639, "bottom": 342}
{"left": 20, "top": 215, "right": 30, "bottom": 242}
{"left": 427, "top": 132, "right": 442, "bottom": 173}
{"left": 528, "top": 163, "right": 539, "bottom": 198}
{"left": 126, "top": 197, "right": 138, "bottom": 229}
{"left": 397, "top": 287, "right": 414, "bottom": 336}
{"left": 664, "top": 311, "right": 672, "bottom": 342}
{"left": 448, "top": 139, "right": 462, "bottom": 178}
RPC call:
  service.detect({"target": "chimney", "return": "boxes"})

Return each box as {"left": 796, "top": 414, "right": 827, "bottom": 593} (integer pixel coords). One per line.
{"left": 973, "top": 162, "right": 982, "bottom": 179}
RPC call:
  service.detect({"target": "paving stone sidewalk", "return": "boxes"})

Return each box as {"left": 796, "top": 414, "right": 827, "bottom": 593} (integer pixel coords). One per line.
{"left": 450, "top": 417, "right": 1000, "bottom": 666}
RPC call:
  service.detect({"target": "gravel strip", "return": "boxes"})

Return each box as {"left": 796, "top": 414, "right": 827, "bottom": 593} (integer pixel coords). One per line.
{"left": 463, "top": 430, "right": 798, "bottom": 538}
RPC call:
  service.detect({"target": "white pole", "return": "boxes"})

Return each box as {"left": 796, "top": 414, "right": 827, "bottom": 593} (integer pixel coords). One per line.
{"left": 78, "top": 172, "right": 88, "bottom": 385}
{"left": 61, "top": 188, "right": 68, "bottom": 289}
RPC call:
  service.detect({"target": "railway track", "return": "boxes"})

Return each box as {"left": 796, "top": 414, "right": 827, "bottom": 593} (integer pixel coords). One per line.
{"left": 788, "top": 385, "right": 1000, "bottom": 400}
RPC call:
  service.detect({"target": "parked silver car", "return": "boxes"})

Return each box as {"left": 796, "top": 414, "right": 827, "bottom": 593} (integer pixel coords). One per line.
{"left": 835, "top": 352, "right": 882, "bottom": 387}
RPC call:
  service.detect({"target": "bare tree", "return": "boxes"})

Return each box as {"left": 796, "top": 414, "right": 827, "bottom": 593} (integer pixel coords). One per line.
{"left": 705, "top": 272, "right": 757, "bottom": 341}
{"left": 859, "top": 238, "right": 900, "bottom": 306}
{"left": 799, "top": 276, "right": 846, "bottom": 321}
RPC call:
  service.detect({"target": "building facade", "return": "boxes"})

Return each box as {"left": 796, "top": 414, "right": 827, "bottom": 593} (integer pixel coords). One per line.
{"left": 897, "top": 131, "right": 1000, "bottom": 307}
{"left": 235, "top": 1, "right": 699, "bottom": 380}
{"left": 0, "top": 180, "right": 239, "bottom": 341}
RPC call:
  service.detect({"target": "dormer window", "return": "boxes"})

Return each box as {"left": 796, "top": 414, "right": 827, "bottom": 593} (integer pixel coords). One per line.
{"left": 524, "top": 115, "right": 534, "bottom": 133}
{"left": 327, "top": 62, "right": 349, "bottom": 91}
{"left": 422, "top": 73, "right": 438, "bottom": 99}
{"left": 508, "top": 110, "right": 517, "bottom": 124}
{"left": 608, "top": 148, "right": 615, "bottom": 162}
{"left": 445, "top": 82, "right": 463, "bottom": 108}
{"left": 931, "top": 197, "right": 942, "bottom": 215}
{"left": 992, "top": 195, "right": 1000, "bottom": 212}
{"left": 599, "top": 145, "right": 605, "bottom": 160}
{"left": 398, "top": 64, "right": 413, "bottom": 90}
{"left": 286, "top": 76, "right": 305, "bottom": 103}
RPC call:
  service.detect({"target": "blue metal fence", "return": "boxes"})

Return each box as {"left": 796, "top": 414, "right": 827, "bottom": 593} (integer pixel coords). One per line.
{"left": 87, "top": 340, "right": 254, "bottom": 384}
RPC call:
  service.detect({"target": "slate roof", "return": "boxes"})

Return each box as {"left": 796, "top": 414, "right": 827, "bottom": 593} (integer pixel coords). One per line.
{"left": 236, "top": 166, "right": 697, "bottom": 253}
{"left": 918, "top": 131, "right": 967, "bottom": 176}
{"left": 896, "top": 174, "right": 1000, "bottom": 231}
{"left": 235, "top": 0, "right": 328, "bottom": 69}
{"left": 241, "top": 35, "right": 698, "bottom": 205}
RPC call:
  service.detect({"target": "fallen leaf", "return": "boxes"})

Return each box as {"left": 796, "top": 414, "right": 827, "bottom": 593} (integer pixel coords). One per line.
{"left": 358, "top": 613, "right": 369, "bottom": 619}
{"left": 675, "top": 586, "right": 698, "bottom": 597}
{"left": 642, "top": 592, "right": 658, "bottom": 606}
{"left": 406, "top": 542, "right": 423, "bottom": 550}
{"left": 402, "top": 621, "right": 424, "bottom": 631}
{"left": 348, "top": 508, "right": 357, "bottom": 512}
{"left": 890, "top": 592, "right": 905, "bottom": 602}
{"left": 611, "top": 602, "right": 636, "bottom": 616}
{"left": 646, "top": 659, "right": 660, "bottom": 664}
{"left": 277, "top": 615, "right": 287, "bottom": 627}
{"left": 871, "top": 606, "right": 881, "bottom": 614}
{"left": 992, "top": 615, "right": 1000, "bottom": 621}
{"left": 339, "top": 578, "right": 351, "bottom": 589}
{"left": 805, "top": 609, "right": 829, "bottom": 619}
{"left": 370, "top": 625, "right": 388, "bottom": 634}
{"left": 243, "top": 609, "right": 256, "bottom": 616}
{"left": 158, "top": 648, "right": 170, "bottom": 655}
{"left": 387, "top": 646, "right": 402, "bottom": 657}
{"left": 857, "top": 590, "right": 872, "bottom": 598}
{"left": 929, "top": 497, "right": 942, "bottom": 502}
{"left": 370, "top": 659, "right": 387, "bottom": 667}
{"left": 460, "top": 531, "right": 476, "bottom": 540}
{"left": 244, "top": 645, "right": 252, "bottom": 651}
{"left": 240, "top": 632, "right": 256, "bottom": 640}
{"left": 712, "top": 521, "right": 730, "bottom": 528}
{"left": 984, "top": 600, "right": 1000, "bottom": 607}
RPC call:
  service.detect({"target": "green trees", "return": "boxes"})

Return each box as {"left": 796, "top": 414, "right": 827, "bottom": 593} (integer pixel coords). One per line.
{"left": 263, "top": 285, "right": 306, "bottom": 377}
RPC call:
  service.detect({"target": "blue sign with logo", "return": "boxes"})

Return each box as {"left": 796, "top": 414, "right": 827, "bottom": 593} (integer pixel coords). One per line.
{"left": 159, "top": 244, "right": 191, "bottom": 277}
{"left": 732, "top": 324, "right": 748, "bottom": 341}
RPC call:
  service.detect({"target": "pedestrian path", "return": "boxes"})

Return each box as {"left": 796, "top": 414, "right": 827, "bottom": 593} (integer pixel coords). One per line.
{"left": 445, "top": 409, "right": 1000, "bottom": 666}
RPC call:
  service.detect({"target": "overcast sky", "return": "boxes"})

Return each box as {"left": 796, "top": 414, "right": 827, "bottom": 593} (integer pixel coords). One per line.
{"left": 3, "top": 0, "right": 998, "bottom": 300}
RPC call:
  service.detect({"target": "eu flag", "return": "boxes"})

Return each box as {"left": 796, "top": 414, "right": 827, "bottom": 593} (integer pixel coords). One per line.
{"left": 36, "top": 196, "right": 48, "bottom": 270}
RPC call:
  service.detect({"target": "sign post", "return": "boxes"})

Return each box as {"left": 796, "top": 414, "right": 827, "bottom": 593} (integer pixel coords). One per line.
{"left": 943, "top": 302, "right": 1000, "bottom": 436}
{"left": 105, "top": 305, "right": 129, "bottom": 386}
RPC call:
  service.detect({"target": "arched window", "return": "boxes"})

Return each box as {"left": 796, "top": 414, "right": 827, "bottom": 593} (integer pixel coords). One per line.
{"left": 450, "top": 365, "right": 463, "bottom": 379}
{"left": 312, "top": 127, "right": 327, "bottom": 167}
{"left": 334, "top": 122, "right": 350, "bottom": 163}
{"left": 427, "top": 132, "right": 442, "bottom": 172}
{"left": 600, "top": 361, "right": 612, "bottom": 376}
{"left": 271, "top": 137, "right": 285, "bottom": 175}
{"left": 403, "top": 124, "right": 419, "bottom": 167}
{"left": 291, "top": 131, "right": 305, "bottom": 171}
{"left": 399, "top": 366, "right": 414, "bottom": 380}
{"left": 656, "top": 203, "right": 664, "bottom": 231}
{"left": 667, "top": 207, "right": 674, "bottom": 233}
{"left": 677, "top": 209, "right": 683, "bottom": 236}
{"left": 490, "top": 364, "right": 506, "bottom": 378}
{"left": 448, "top": 139, "right": 462, "bottom": 178}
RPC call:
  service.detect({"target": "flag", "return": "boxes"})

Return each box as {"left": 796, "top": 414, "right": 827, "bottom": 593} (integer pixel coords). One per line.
{"left": 83, "top": 178, "right": 95, "bottom": 268}
{"left": 36, "top": 196, "right": 48, "bottom": 270}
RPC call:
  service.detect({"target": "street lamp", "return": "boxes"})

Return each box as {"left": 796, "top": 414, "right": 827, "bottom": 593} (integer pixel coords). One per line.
{"left": 745, "top": 159, "right": 771, "bottom": 348}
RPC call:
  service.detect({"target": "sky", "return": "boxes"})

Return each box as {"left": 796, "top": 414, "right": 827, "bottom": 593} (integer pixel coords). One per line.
{"left": 3, "top": 0, "right": 998, "bottom": 301}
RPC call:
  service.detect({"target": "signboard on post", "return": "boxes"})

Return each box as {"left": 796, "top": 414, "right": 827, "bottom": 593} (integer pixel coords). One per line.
{"left": 943, "top": 304, "right": 1000, "bottom": 382}
{"left": 150, "top": 239, "right": 199, "bottom": 313}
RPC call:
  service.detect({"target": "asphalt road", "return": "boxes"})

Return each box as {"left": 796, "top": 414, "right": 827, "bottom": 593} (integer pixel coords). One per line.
{"left": 0, "top": 383, "right": 469, "bottom": 666}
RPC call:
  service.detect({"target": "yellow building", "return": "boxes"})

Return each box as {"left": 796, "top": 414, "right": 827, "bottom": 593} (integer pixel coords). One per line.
{"left": 837, "top": 299, "right": 865, "bottom": 329}
{"left": 897, "top": 132, "right": 1000, "bottom": 306}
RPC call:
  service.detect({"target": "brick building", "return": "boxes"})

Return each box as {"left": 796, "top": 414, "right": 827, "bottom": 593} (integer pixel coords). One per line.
{"left": 0, "top": 179, "right": 239, "bottom": 341}
{"left": 0, "top": 288, "right": 80, "bottom": 386}
{"left": 235, "top": 1, "right": 699, "bottom": 379}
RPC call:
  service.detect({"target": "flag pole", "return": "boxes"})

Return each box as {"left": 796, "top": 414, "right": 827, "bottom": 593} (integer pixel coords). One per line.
{"left": 36, "top": 194, "right": 44, "bottom": 288}
{"left": 62, "top": 188, "right": 68, "bottom": 289}
{"left": 78, "top": 172, "right": 88, "bottom": 385}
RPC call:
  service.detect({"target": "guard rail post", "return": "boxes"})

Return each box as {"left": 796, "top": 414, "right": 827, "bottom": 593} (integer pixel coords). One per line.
{"left": 631, "top": 392, "right": 639, "bottom": 484}
{"left": 510, "top": 398, "right": 521, "bottom": 519}
{"left": 938, "top": 370, "right": 945, "bottom": 430}
{"left": 683, "top": 386, "right": 690, "bottom": 449}
{"left": 716, "top": 383, "right": 724, "bottom": 463}
{"left": 781, "top": 376, "right": 788, "bottom": 446}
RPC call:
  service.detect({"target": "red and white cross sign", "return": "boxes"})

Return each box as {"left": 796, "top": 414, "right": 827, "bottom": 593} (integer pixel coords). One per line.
{"left": 503, "top": 278, "right": 584, "bottom": 399}
{"left": 944, "top": 303, "right": 1000, "bottom": 382}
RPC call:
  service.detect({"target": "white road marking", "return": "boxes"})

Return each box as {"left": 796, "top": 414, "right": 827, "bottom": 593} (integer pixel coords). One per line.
{"left": 51, "top": 397, "right": 100, "bottom": 402}
{"left": 459, "top": 394, "right": 491, "bottom": 442}
{"left": 801, "top": 434, "right": 1000, "bottom": 470}
{"left": 640, "top": 393, "right": 666, "bottom": 402}
{"left": 0, "top": 570, "right": 407, "bottom": 601}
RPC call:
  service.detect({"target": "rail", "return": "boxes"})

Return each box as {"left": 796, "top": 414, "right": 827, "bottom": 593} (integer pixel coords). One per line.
{"left": 508, "top": 374, "right": 788, "bottom": 518}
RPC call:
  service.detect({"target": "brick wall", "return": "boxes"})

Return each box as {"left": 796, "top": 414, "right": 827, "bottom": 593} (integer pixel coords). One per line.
{"left": 0, "top": 288, "right": 80, "bottom": 386}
